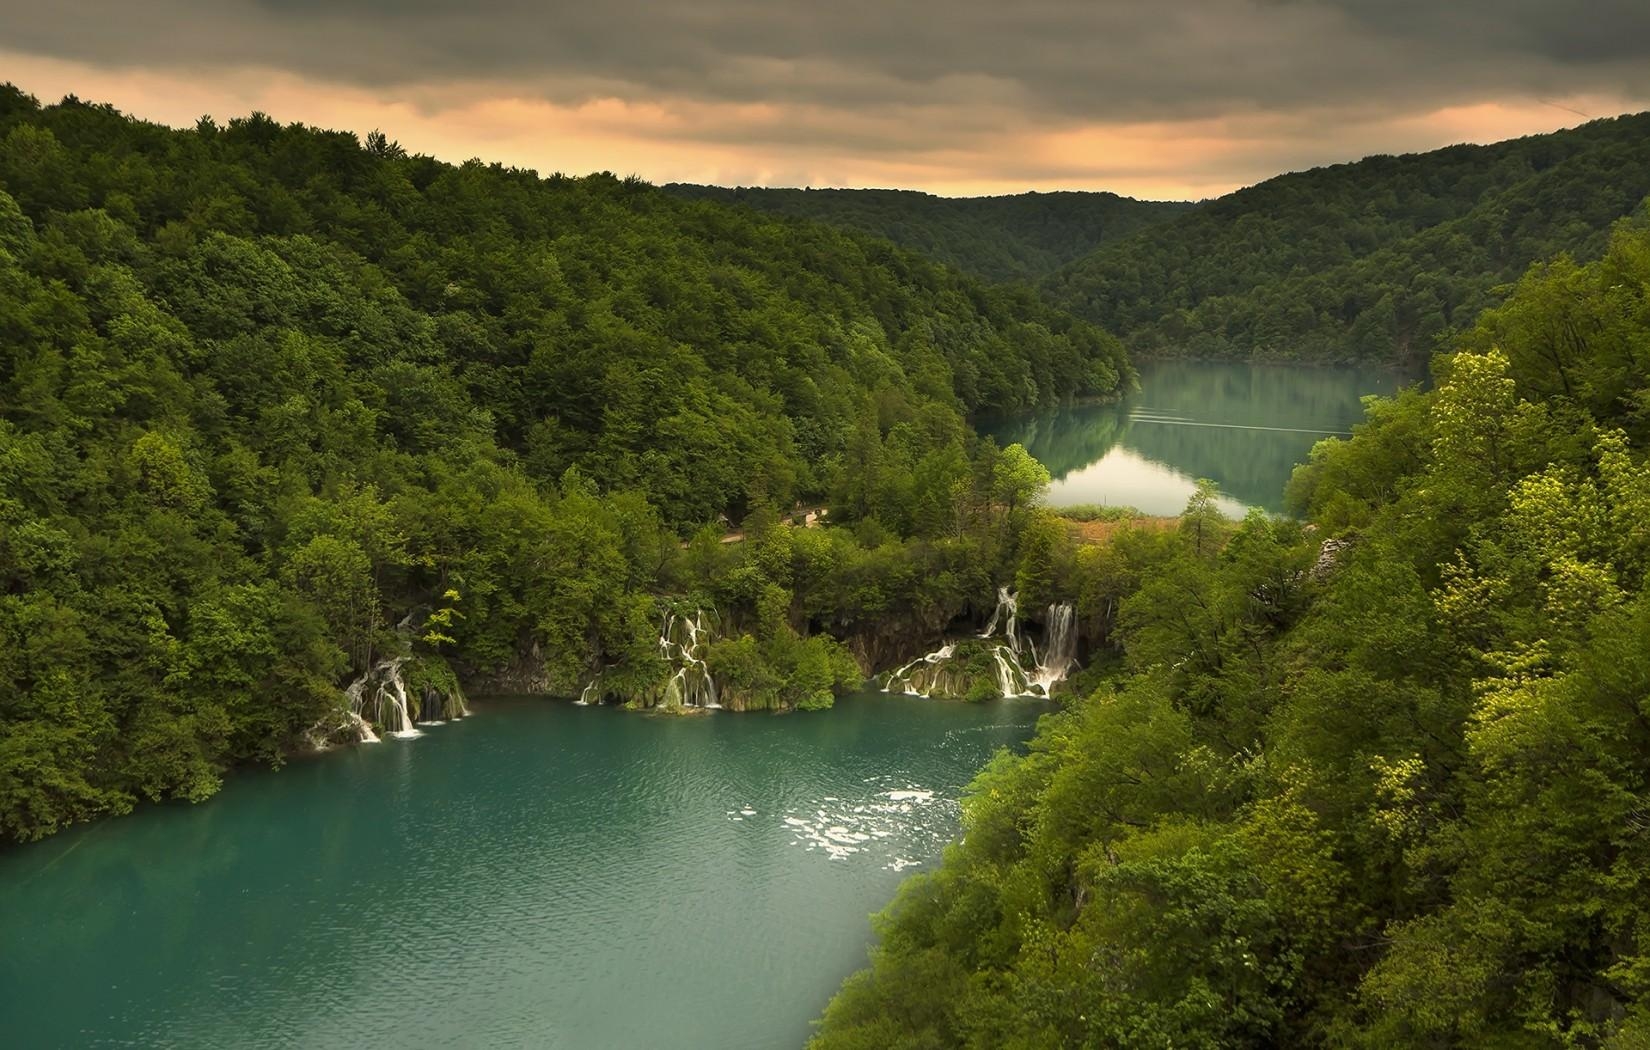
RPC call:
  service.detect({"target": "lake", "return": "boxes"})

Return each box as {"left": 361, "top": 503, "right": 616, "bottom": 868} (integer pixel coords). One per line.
{"left": 0, "top": 693, "right": 1043, "bottom": 1049}
{"left": 987, "top": 360, "right": 1412, "bottom": 515}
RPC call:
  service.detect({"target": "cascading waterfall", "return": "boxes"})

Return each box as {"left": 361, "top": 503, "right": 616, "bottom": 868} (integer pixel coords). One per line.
{"left": 341, "top": 675, "right": 379, "bottom": 742}
{"left": 882, "top": 643, "right": 958, "bottom": 697}
{"left": 980, "top": 586, "right": 1033, "bottom": 696}
{"left": 343, "top": 711, "right": 380, "bottom": 744}
{"left": 306, "top": 611, "right": 471, "bottom": 746}
{"left": 1031, "top": 602, "right": 1077, "bottom": 693}
{"left": 980, "top": 585, "right": 1021, "bottom": 655}
{"left": 658, "top": 608, "right": 720, "bottom": 709}
{"left": 345, "top": 657, "right": 423, "bottom": 738}
{"left": 881, "top": 587, "right": 1079, "bottom": 699}
{"left": 415, "top": 680, "right": 471, "bottom": 723}
{"left": 979, "top": 588, "right": 1079, "bottom": 697}
{"left": 575, "top": 679, "right": 603, "bottom": 706}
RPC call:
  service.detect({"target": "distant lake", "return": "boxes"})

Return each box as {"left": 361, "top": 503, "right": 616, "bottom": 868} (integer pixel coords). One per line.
{"left": 986, "top": 360, "right": 1413, "bottom": 516}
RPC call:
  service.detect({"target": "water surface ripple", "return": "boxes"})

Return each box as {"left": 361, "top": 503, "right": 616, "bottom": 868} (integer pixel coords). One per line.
{"left": 0, "top": 692, "right": 1041, "bottom": 1049}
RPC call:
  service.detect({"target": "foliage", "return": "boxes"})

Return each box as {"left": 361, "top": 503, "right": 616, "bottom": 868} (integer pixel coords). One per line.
{"left": 813, "top": 218, "right": 1650, "bottom": 1047}
{"left": 0, "top": 86, "right": 1127, "bottom": 840}
{"left": 662, "top": 184, "right": 1193, "bottom": 285}
{"left": 1045, "top": 113, "right": 1650, "bottom": 365}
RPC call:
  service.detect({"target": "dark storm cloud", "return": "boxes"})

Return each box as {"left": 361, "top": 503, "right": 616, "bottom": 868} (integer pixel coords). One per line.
{"left": 7, "top": 0, "right": 1650, "bottom": 125}
{"left": 1313, "top": 1, "right": 1650, "bottom": 65}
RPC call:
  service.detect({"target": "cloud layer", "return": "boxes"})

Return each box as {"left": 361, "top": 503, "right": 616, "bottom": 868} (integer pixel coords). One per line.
{"left": 5, "top": 1, "right": 1649, "bottom": 196}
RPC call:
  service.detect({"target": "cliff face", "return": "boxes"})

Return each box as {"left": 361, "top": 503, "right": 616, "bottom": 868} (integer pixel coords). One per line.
{"left": 460, "top": 641, "right": 556, "bottom": 697}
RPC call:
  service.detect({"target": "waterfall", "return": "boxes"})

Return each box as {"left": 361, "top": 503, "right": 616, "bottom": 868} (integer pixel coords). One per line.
{"left": 311, "top": 650, "right": 469, "bottom": 746}
{"left": 658, "top": 608, "right": 720, "bottom": 709}
{"left": 1030, "top": 602, "right": 1077, "bottom": 693}
{"left": 416, "top": 684, "right": 445, "bottom": 724}
{"left": 344, "top": 711, "right": 380, "bottom": 744}
{"left": 990, "top": 647, "right": 1030, "bottom": 697}
{"left": 980, "top": 585, "right": 1033, "bottom": 696}
{"left": 575, "top": 679, "right": 602, "bottom": 706}
{"left": 980, "top": 585, "right": 1021, "bottom": 655}
{"left": 979, "top": 590, "right": 1079, "bottom": 698}
{"left": 345, "top": 657, "right": 423, "bottom": 738}
{"left": 879, "top": 589, "right": 1079, "bottom": 700}
{"left": 882, "top": 643, "right": 957, "bottom": 697}
{"left": 380, "top": 658, "right": 421, "bottom": 737}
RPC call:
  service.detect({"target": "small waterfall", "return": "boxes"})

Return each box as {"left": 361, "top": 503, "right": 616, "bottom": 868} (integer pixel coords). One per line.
{"left": 416, "top": 684, "right": 445, "bottom": 725}
{"left": 345, "top": 657, "right": 423, "bottom": 738}
{"left": 980, "top": 585, "right": 1021, "bottom": 655}
{"left": 978, "top": 590, "right": 1079, "bottom": 698}
{"left": 990, "top": 647, "right": 1030, "bottom": 697}
{"left": 344, "top": 711, "right": 380, "bottom": 744}
{"left": 381, "top": 659, "right": 421, "bottom": 737}
{"left": 1030, "top": 602, "right": 1077, "bottom": 693}
{"left": 878, "top": 588, "right": 1078, "bottom": 699}
{"left": 311, "top": 650, "right": 468, "bottom": 747}
{"left": 980, "top": 585, "right": 1033, "bottom": 696}
{"left": 575, "top": 676, "right": 604, "bottom": 706}
{"left": 658, "top": 608, "right": 720, "bottom": 709}
{"left": 882, "top": 643, "right": 957, "bottom": 697}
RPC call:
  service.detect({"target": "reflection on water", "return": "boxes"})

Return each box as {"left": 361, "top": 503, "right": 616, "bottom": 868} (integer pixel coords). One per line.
{"left": 987, "top": 360, "right": 1412, "bottom": 514}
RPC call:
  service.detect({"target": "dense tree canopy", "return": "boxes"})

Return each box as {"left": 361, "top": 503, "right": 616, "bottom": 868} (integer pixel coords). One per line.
{"left": 15, "top": 78, "right": 1650, "bottom": 1048}
{"left": 812, "top": 217, "right": 1650, "bottom": 1047}
{"left": 662, "top": 185, "right": 1193, "bottom": 285}
{"left": 1041, "top": 113, "right": 1650, "bottom": 364}
{"left": 0, "top": 87, "right": 1129, "bottom": 841}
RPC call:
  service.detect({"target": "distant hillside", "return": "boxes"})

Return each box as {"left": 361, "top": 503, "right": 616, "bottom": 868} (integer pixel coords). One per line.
{"left": 661, "top": 185, "right": 1194, "bottom": 284}
{"left": 1044, "top": 113, "right": 1650, "bottom": 364}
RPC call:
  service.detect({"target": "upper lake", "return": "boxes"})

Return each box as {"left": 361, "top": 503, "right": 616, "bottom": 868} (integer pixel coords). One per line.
{"left": 987, "top": 360, "right": 1411, "bottom": 516}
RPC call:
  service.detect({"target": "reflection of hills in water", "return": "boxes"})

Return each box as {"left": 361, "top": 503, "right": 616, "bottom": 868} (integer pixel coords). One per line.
{"left": 989, "top": 404, "right": 1129, "bottom": 480}
{"left": 987, "top": 361, "right": 1409, "bottom": 513}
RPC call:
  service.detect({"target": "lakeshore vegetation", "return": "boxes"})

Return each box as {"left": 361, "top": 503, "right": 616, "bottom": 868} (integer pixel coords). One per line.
{"left": 0, "top": 87, "right": 1125, "bottom": 841}
{"left": 813, "top": 218, "right": 1650, "bottom": 1047}
{"left": 8, "top": 81, "right": 1650, "bottom": 1049}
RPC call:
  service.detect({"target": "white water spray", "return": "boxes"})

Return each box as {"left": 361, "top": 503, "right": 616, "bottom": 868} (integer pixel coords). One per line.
{"left": 1031, "top": 602, "right": 1077, "bottom": 693}
{"left": 979, "top": 588, "right": 1076, "bottom": 697}
{"left": 344, "top": 711, "right": 380, "bottom": 744}
{"left": 882, "top": 643, "right": 958, "bottom": 697}
{"left": 344, "top": 657, "right": 422, "bottom": 738}
{"left": 883, "top": 588, "right": 1078, "bottom": 699}
{"left": 658, "top": 608, "right": 720, "bottom": 709}
{"left": 576, "top": 679, "right": 602, "bottom": 706}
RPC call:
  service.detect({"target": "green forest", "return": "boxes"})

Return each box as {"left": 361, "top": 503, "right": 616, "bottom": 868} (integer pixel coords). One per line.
{"left": 0, "top": 87, "right": 1127, "bottom": 841}
{"left": 666, "top": 116, "right": 1650, "bottom": 368}
{"left": 662, "top": 185, "right": 1192, "bottom": 285}
{"left": 812, "top": 217, "right": 1650, "bottom": 1046}
{"left": 1043, "top": 113, "right": 1650, "bottom": 364}
{"left": 11, "top": 79, "right": 1650, "bottom": 1048}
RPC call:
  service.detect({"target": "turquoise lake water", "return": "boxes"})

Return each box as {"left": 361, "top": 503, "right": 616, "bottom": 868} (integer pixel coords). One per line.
{"left": 0, "top": 693, "right": 1044, "bottom": 1049}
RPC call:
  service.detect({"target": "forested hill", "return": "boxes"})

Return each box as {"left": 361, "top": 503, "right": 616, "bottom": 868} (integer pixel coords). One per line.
{"left": 0, "top": 85, "right": 1130, "bottom": 526}
{"left": 1044, "top": 112, "right": 1650, "bottom": 364}
{"left": 815, "top": 215, "right": 1650, "bottom": 1047}
{"left": 661, "top": 185, "right": 1193, "bottom": 284}
{"left": 0, "top": 86, "right": 1128, "bottom": 839}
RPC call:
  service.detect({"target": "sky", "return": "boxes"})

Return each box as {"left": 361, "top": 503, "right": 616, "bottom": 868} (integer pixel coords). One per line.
{"left": 4, "top": 0, "right": 1650, "bottom": 199}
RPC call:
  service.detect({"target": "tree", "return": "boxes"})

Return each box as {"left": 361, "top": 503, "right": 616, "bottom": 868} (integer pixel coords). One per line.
{"left": 992, "top": 442, "right": 1051, "bottom": 515}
